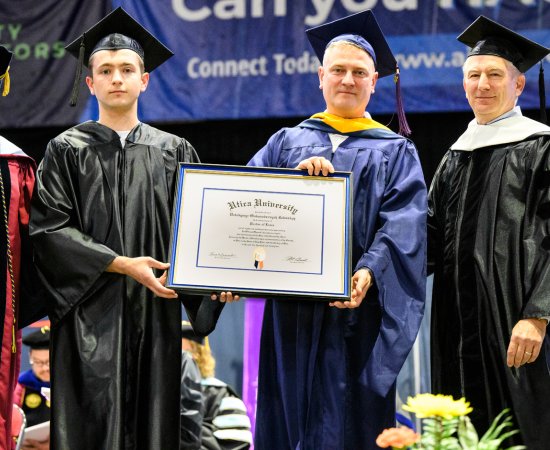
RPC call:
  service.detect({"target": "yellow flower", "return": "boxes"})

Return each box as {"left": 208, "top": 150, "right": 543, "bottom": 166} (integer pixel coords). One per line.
{"left": 402, "top": 393, "right": 473, "bottom": 419}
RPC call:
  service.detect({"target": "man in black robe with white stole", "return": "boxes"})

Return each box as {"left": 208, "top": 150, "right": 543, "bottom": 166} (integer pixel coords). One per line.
{"left": 428, "top": 16, "right": 550, "bottom": 449}
{"left": 29, "top": 8, "right": 230, "bottom": 450}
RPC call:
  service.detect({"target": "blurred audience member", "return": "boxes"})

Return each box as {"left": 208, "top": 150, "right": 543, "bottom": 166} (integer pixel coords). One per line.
{"left": 181, "top": 326, "right": 203, "bottom": 449}
{"left": 181, "top": 322, "right": 251, "bottom": 450}
{"left": 14, "top": 325, "right": 50, "bottom": 450}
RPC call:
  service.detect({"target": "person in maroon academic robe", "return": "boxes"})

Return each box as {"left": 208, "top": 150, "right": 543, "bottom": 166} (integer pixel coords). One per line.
{"left": 29, "top": 9, "right": 230, "bottom": 450}
{"left": 0, "top": 135, "right": 38, "bottom": 450}
{"left": 0, "top": 45, "right": 46, "bottom": 450}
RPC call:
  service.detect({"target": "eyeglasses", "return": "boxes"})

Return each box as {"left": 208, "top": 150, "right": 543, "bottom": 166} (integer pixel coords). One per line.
{"left": 30, "top": 359, "right": 49, "bottom": 368}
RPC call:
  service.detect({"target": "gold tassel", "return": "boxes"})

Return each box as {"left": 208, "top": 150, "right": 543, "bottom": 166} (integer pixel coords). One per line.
{"left": 0, "top": 166, "right": 16, "bottom": 352}
{"left": 1, "top": 67, "right": 10, "bottom": 96}
{"left": 12, "top": 321, "right": 16, "bottom": 353}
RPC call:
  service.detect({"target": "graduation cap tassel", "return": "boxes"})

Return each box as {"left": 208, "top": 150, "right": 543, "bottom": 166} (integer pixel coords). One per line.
{"left": 539, "top": 61, "right": 547, "bottom": 125}
{"left": 69, "top": 35, "right": 86, "bottom": 107}
{"left": 394, "top": 67, "right": 411, "bottom": 136}
{"left": 1, "top": 67, "right": 10, "bottom": 96}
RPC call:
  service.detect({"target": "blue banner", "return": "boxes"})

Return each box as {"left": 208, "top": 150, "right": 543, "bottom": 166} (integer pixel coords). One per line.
{"left": 1, "top": 1, "right": 549, "bottom": 127}
{"left": 94, "top": 0, "right": 549, "bottom": 123}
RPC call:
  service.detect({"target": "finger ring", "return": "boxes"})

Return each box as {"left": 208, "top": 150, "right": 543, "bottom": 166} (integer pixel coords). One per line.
{"left": 525, "top": 352, "right": 532, "bottom": 355}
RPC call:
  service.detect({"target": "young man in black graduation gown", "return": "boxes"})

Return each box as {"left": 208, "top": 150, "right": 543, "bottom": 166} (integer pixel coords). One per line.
{"left": 29, "top": 8, "right": 233, "bottom": 450}
{"left": 428, "top": 16, "right": 550, "bottom": 449}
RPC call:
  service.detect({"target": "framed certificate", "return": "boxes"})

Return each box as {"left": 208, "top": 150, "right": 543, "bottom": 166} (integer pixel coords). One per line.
{"left": 167, "top": 163, "right": 353, "bottom": 301}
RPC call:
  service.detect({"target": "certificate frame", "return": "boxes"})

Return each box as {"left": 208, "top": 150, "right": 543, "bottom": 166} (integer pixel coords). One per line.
{"left": 167, "top": 163, "right": 353, "bottom": 301}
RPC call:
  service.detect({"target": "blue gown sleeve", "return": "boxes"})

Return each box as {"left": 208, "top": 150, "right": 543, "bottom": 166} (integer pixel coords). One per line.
{"left": 357, "top": 140, "right": 428, "bottom": 396}
{"left": 247, "top": 130, "right": 285, "bottom": 168}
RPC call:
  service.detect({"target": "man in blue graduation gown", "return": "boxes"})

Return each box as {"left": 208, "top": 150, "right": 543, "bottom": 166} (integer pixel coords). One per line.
{"left": 247, "top": 11, "right": 427, "bottom": 450}
{"left": 428, "top": 17, "right": 550, "bottom": 449}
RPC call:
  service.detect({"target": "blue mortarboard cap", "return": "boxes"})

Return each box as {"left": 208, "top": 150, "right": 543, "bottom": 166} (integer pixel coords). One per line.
{"left": 306, "top": 10, "right": 396, "bottom": 79}
{"left": 326, "top": 34, "right": 377, "bottom": 67}
{"left": 0, "top": 45, "right": 13, "bottom": 96}
{"left": 306, "top": 10, "right": 411, "bottom": 135}
{"left": 458, "top": 16, "right": 550, "bottom": 123}
{"left": 65, "top": 7, "right": 174, "bottom": 106}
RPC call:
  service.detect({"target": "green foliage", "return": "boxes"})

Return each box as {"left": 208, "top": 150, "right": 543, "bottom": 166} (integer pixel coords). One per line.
{"left": 409, "top": 409, "right": 525, "bottom": 450}
{"left": 476, "top": 409, "right": 526, "bottom": 450}
{"left": 419, "top": 417, "right": 460, "bottom": 450}
{"left": 383, "top": 395, "right": 525, "bottom": 450}
{"left": 457, "top": 416, "right": 479, "bottom": 450}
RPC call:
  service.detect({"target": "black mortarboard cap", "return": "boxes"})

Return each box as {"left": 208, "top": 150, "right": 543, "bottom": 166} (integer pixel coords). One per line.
{"left": 306, "top": 10, "right": 411, "bottom": 135}
{"left": 181, "top": 321, "right": 205, "bottom": 344}
{"left": 458, "top": 16, "right": 550, "bottom": 123}
{"left": 65, "top": 7, "right": 174, "bottom": 106}
{"left": 457, "top": 16, "right": 549, "bottom": 73}
{"left": 0, "top": 45, "right": 13, "bottom": 96}
{"left": 22, "top": 326, "right": 50, "bottom": 349}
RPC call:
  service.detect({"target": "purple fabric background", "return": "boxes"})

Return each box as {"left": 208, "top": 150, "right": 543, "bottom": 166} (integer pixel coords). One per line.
{"left": 242, "top": 298, "right": 265, "bottom": 443}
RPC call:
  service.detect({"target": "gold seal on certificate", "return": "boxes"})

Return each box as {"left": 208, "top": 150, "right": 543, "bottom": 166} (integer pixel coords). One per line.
{"left": 167, "top": 163, "right": 352, "bottom": 301}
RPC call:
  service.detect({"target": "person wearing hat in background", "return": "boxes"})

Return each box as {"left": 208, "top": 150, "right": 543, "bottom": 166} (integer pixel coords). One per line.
{"left": 181, "top": 321, "right": 251, "bottom": 450}
{"left": 29, "top": 8, "right": 233, "bottom": 450}
{"left": 428, "top": 16, "right": 550, "bottom": 448}
{"left": 245, "top": 10, "right": 427, "bottom": 450}
{"left": 13, "top": 325, "right": 51, "bottom": 450}
{"left": 0, "top": 46, "right": 46, "bottom": 450}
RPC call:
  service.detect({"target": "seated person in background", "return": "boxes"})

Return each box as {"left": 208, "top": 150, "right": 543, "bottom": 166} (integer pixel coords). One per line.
{"left": 181, "top": 324, "right": 203, "bottom": 450}
{"left": 181, "top": 322, "right": 252, "bottom": 450}
{"left": 13, "top": 325, "right": 50, "bottom": 450}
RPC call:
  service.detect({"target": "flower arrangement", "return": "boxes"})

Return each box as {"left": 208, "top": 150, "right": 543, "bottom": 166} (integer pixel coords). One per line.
{"left": 376, "top": 393, "right": 525, "bottom": 450}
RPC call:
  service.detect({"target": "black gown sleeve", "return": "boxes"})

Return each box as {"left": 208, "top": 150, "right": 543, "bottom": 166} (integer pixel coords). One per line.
{"left": 29, "top": 140, "right": 118, "bottom": 321}
{"left": 522, "top": 137, "right": 550, "bottom": 319}
{"left": 427, "top": 151, "right": 450, "bottom": 276}
{"left": 175, "top": 138, "right": 226, "bottom": 336}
